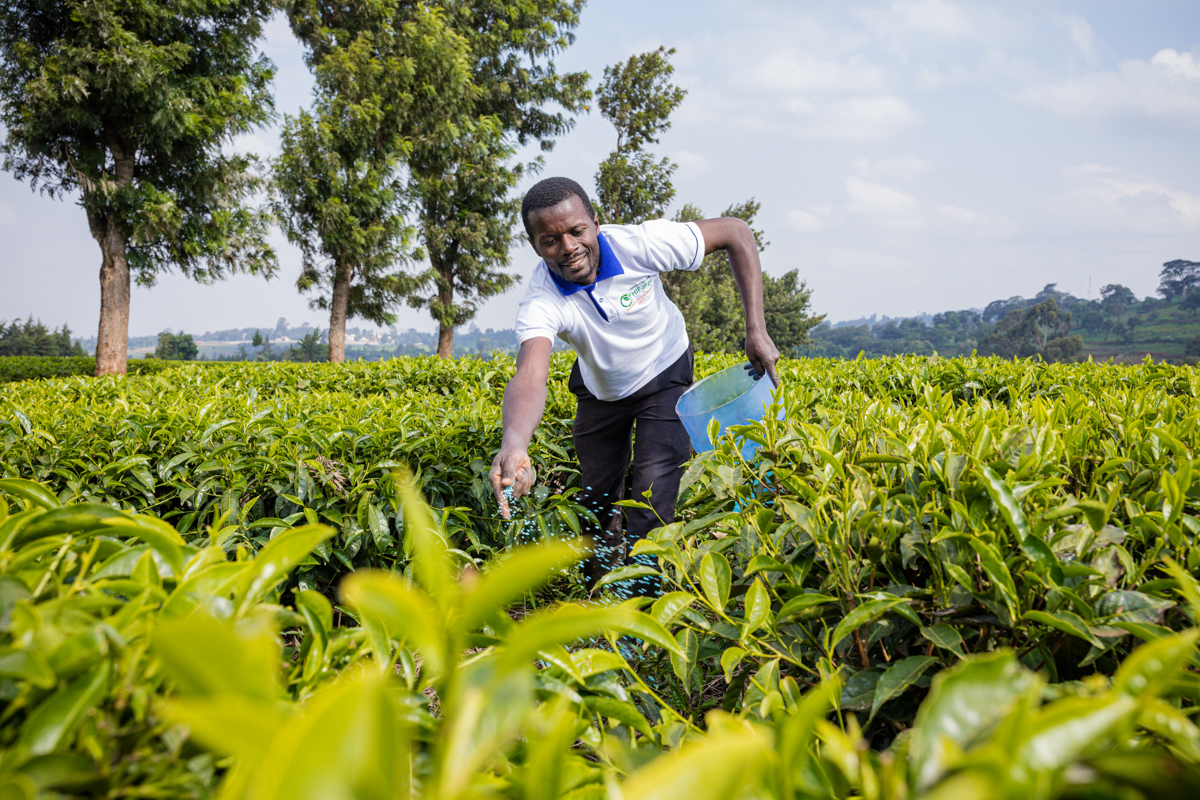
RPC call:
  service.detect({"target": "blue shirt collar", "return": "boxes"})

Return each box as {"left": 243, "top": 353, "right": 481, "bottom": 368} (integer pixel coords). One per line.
{"left": 546, "top": 231, "right": 624, "bottom": 296}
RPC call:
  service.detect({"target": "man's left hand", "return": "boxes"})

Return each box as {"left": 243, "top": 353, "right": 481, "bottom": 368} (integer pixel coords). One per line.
{"left": 745, "top": 330, "right": 781, "bottom": 386}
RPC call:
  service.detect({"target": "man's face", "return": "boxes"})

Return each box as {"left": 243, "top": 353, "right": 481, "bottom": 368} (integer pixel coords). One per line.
{"left": 527, "top": 195, "right": 601, "bottom": 286}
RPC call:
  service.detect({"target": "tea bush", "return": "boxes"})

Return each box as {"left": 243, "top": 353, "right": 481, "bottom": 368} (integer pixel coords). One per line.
{"left": 627, "top": 355, "right": 1200, "bottom": 746}
{"left": 3, "top": 354, "right": 1200, "bottom": 798}
{"left": 2, "top": 476, "right": 1198, "bottom": 800}
{"left": 0, "top": 357, "right": 589, "bottom": 594}
{"left": 0, "top": 356, "right": 190, "bottom": 384}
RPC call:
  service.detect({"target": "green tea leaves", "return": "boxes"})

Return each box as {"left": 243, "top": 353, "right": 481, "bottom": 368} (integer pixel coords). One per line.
{"left": 699, "top": 551, "right": 731, "bottom": 612}
{"left": 870, "top": 655, "right": 938, "bottom": 721}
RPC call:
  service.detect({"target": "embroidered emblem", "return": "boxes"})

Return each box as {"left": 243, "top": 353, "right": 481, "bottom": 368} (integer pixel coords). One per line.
{"left": 620, "top": 276, "right": 655, "bottom": 309}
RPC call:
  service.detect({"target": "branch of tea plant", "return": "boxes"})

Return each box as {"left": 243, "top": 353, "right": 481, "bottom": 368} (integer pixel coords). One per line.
{"left": 758, "top": 636, "right": 821, "bottom": 679}
{"left": 69, "top": 537, "right": 103, "bottom": 595}
{"left": 32, "top": 536, "right": 74, "bottom": 599}
{"left": 610, "top": 641, "right": 705, "bottom": 737}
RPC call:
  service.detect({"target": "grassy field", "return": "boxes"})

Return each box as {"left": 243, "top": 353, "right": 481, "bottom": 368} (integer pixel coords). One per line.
{"left": 1078, "top": 302, "right": 1200, "bottom": 362}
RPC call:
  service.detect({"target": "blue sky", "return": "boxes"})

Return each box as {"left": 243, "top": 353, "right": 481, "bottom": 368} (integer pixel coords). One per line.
{"left": 2, "top": 0, "right": 1198, "bottom": 338}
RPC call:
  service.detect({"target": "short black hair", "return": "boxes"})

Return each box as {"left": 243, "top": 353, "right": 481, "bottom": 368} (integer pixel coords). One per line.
{"left": 521, "top": 177, "right": 595, "bottom": 238}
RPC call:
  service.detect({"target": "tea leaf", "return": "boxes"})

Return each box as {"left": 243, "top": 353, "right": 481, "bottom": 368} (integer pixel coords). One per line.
{"left": 870, "top": 655, "right": 938, "bottom": 721}
{"left": 978, "top": 465, "right": 1029, "bottom": 542}
{"left": 920, "top": 624, "right": 966, "bottom": 658}
{"left": 829, "top": 597, "right": 910, "bottom": 652}
{"left": 700, "top": 551, "right": 731, "bottom": 612}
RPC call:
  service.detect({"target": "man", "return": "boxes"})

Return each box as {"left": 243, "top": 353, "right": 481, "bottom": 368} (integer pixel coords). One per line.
{"left": 489, "top": 176, "right": 780, "bottom": 592}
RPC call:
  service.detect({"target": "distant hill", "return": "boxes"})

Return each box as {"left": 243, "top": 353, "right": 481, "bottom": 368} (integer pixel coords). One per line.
{"left": 70, "top": 284, "right": 1200, "bottom": 364}
{"left": 809, "top": 285, "right": 1200, "bottom": 364}
{"left": 76, "top": 320, "right": 525, "bottom": 359}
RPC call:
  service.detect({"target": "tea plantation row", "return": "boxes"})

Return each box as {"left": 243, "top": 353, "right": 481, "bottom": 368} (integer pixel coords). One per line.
{"left": 2, "top": 354, "right": 1199, "bottom": 798}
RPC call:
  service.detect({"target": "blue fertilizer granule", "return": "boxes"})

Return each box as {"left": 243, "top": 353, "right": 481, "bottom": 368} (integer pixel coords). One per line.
{"left": 496, "top": 483, "right": 658, "bottom": 667}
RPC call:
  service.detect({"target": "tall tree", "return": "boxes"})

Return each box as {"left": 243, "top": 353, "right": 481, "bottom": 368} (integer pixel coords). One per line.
{"left": 407, "top": 120, "right": 521, "bottom": 358}
{"left": 668, "top": 200, "right": 823, "bottom": 353}
{"left": 594, "top": 47, "right": 686, "bottom": 225}
{"left": 405, "top": 0, "right": 591, "bottom": 358}
{"left": 275, "top": 1, "right": 474, "bottom": 362}
{"left": 763, "top": 270, "right": 825, "bottom": 355}
{"left": 0, "top": 0, "right": 277, "bottom": 375}
{"left": 1157, "top": 259, "right": 1200, "bottom": 300}
{"left": 978, "top": 298, "right": 1082, "bottom": 361}
{"left": 1100, "top": 283, "right": 1137, "bottom": 321}
{"left": 0, "top": 318, "right": 85, "bottom": 357}
{"left": 154, "top": 332, "right": 198, "bottom": 361}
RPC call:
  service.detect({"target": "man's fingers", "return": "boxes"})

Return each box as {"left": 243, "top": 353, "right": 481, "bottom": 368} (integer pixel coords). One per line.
{"left": 513, "top": 465, "right": 536, "bottom": 498}
{"left": 491, "top": 477, "right": 511, "bottom": 520}
{"left": 490, "top": 460, "right": 514, "bottom": 519}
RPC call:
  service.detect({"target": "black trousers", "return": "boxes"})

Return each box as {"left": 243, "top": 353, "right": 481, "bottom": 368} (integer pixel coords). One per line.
{"left": 569, "top": 347, "right": 694, "bottom": 582}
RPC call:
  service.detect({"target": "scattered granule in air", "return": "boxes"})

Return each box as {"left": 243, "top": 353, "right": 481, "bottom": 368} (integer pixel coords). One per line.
{"left": 496, "top": 484, "right": 650, "bottom": 666}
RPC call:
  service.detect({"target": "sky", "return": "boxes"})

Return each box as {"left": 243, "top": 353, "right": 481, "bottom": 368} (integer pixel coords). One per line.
{"left": 2, "top": 0, "right": 1198, "bottom": 339}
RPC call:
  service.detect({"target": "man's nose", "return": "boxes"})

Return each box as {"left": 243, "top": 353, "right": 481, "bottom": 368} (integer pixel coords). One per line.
{"left": 561, "top": 233, "right": 578, "bottom": 252}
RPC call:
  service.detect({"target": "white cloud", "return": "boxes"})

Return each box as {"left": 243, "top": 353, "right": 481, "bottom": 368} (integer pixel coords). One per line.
{"left": 1057, "top": 13, "right": 1100, "bottom": 65}
{"left": 853, "top": 0, "right": 972, "bottom": 39}
{"left": 854, "top": 155, "right": 932, "bottom": 181}
{"left": 750, "top": 52, "right": 887, "bottom": 94}
{"left": 785, "top": 95, "right": 920, "bottom": 140}
{"left": 1061, "top": 162, "right": 1200, "bottom": 230}
{"left": 937, "top": 204, "right": 978, "bottom": 223}
{"left": 1020, "top": 48, "right": 1200, "bottom": 127}
{"left": 851, "top": 0, "right": 1025, "bottom": 47}
{"left": 670, "top": 18, "right": 921, "bottom": 142}
{"left": 787, "top": 209, "right": 823, "bottom": 232}
{"left": 845, "top": 176, "right": 921, "bottom": 216}
{"left": 834, "top": 175, "right": 1014, "bottom": 236}
{"left": 888, "top": 0, "right": 972, "bottom": 37}
{"left": 913, "top": 62, "right": 973, "bottom": 91}
{"left": 0, "top": 203, "right": 13, "bottom": 226}
{"left": 1156, "top": 48, "right": 1200, "bottom": 80}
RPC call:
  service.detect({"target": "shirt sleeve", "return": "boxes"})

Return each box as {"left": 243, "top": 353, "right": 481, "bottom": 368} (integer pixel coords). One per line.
{"left": 514, "top": 278, "right": 566, "bottom": 345}
{"left": 637, "top": 219, "right": 706, "bottom": 273}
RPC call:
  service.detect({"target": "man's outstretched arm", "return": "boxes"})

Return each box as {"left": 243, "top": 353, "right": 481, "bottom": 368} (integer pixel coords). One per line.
{"left": 694, "top": 217, "right": 781, "bottom": 384}
{"left": 490, "top": 336, "right": 553, "bottom": 518}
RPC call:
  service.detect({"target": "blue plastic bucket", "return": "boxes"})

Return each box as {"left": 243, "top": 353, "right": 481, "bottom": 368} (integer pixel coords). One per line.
{"left": 675, "top": 363, "right": 781, "bottom": 458}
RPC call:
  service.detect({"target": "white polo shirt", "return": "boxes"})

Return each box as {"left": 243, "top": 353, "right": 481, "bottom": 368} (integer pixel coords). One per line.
{"left": 515, "top": 219, "right": 705, "bottom": 401}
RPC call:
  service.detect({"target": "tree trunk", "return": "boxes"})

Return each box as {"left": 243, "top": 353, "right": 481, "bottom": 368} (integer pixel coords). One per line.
{"left": 92, "top": 211, "right": 131, "bottom": 376}
{"left": 436, "top": 274, "right": 453, "bottom": 359}
{"left": 91, "top": 130, "right": 136, "bottom": 377}
{"left": 328, "top": 260, "right": 352, "bottom": 363}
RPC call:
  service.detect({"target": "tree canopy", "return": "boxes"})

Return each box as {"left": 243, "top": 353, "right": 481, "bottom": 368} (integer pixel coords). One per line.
{"left": 1157, "top": 259, "right": 1200, "bottom": 300}
{"left": 977, "top": 298, "right": 1083, "bottom": 361}
{"left": 405, "top": 0, "right": 590, "bottom": 358}
{"left": 274, "top": 0, "right": 475, "bottom": 362}
{"left": 0, "top": 0, "right": 278, "bottom": 374}
{"left": 0, "top": 318, "right": 85, "bottom": 357}
{"left": 153, "top": 332, "right": 198, "bottom": 361}
{"left": 667, "top": 201, "right": 823, "bottom": 354}
{"left": 594, "top": 47, "right": 685, "bottom": 225}
{"left": 1100, "top": 284, "right": 1137, "bottom": 320}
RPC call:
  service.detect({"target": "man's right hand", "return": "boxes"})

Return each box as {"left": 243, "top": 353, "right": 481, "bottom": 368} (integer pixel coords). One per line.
{"left": 490, "top": 445, "right": 536, "bottom": 520}
{"left": 491, "top": 338, "right": 552, "bottom": 520}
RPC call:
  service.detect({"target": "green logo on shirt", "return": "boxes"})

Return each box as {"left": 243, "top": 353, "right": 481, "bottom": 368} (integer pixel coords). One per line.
{"left": 620, "top": 277, "right": 654, "bottom": 308}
